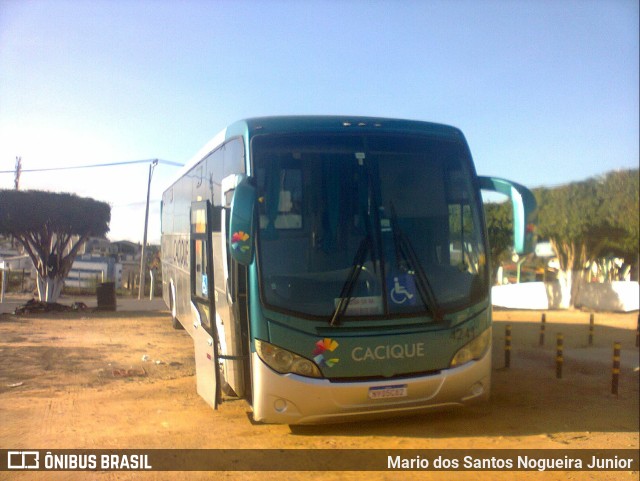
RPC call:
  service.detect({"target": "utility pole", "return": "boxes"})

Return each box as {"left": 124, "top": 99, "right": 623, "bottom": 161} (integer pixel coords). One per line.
{"left": 138, "top": 159, "right": 158, "bottom": 300}
{"left": 14, "top": 156, "right": 22, "bottom": 190}
{"left": 11, "top": 157, "right": 22, "bottom": 249}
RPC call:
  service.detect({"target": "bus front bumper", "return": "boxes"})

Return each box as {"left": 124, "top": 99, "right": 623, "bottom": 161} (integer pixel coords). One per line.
{"left": 250, "top": 350, "right": 491, "bottom": 425}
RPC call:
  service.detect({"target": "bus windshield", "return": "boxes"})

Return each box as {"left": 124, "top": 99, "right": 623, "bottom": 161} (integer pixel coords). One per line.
{"left": 253, "top": 132, "right": 488, "bottom": 320}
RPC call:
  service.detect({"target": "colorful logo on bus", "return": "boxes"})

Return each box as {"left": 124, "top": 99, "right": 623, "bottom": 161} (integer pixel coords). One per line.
{"left": 231, "top": 231, "right": 250, "bottom": 253}
{"left": 312, "top": 338, "right": 339, "bottom": 368}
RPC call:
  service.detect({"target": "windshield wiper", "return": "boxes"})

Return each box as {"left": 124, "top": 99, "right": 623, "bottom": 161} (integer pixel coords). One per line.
{"left": 330, "top": 154, "right": 378, "bottom": 326}
{"left": 329, "top": 235, "right": 370, "bottom": 326}
{"left": 389, "top": 203, "right": 443, "bottom": 322}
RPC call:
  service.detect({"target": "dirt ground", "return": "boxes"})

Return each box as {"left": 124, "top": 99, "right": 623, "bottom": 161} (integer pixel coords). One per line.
{"left": 0, "top": 301, "right": 638, "bottom": 481}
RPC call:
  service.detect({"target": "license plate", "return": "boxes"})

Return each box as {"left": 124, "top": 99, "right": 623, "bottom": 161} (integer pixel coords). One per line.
{"left": 368, "top": 384, "right": 408, "bottom": 400}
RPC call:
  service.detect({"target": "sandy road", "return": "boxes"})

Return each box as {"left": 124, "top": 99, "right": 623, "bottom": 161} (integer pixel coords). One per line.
{"left": 0, "top": 304, "right": 637, "bottom": 481}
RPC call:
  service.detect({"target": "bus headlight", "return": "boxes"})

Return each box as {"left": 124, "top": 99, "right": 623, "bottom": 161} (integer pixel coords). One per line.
{"left": 450, "top": 328, "right": 491, "bottom": 367}
{"left": 255, "top": 339, "right": 322, "bottom": 378}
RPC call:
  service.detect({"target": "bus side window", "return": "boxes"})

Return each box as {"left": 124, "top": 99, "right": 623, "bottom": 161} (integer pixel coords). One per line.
{"left": 224, "top": 138, "right": 245, "bottom": 177}
{"left": 195, "top": 165, "right": 203, "bottom": 189}
{"left": 205, "top": 146, "right": 225, "bottom": 214}
{"left": 445, "top": 163, "right": 481, "bottom": 274}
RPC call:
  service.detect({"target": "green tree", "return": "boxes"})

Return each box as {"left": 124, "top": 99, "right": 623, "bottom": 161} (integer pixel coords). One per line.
{"left": 483, "top": 200, "right": 513, "bottom": 279}
{"left": 595, "top": 170, "right": 639, "bottom": 262}
{"left": 0, "top": 190, "right": 111, "bottom": 303}
{"left": 536, "top": 169, "right": 639, "bottom": 307}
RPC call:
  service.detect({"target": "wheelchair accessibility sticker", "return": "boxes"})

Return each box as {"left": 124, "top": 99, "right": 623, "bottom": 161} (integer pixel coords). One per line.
{"left": 388, "top": 274, "right": 417, "bottom": 306}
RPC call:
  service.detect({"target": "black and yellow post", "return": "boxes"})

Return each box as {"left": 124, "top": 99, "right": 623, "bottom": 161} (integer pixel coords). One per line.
{"left": 539, "top": 313, "right": 546, "bottom": 346}
{"left": 505, "top": 324, "right": 511, "bottom": 368}
{"left": 612, "top": 341, "right": 621, "bottom": 396}
{"left": 588, "top": 313, "right": 595, "bottom": 346}
{"left": 635, "top": 313, "right": 639, "bottom": 348}
{"left": 556, "top": 334, "right": 564, "bottom": 379}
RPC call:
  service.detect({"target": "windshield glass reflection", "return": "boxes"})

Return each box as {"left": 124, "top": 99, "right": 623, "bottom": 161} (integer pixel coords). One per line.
{"left": 253, "top": 133, "right": 487, "bottom": 320}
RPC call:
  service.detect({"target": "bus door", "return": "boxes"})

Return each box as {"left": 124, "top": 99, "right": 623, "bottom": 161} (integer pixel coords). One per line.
{"left": 190, "top": 200, "right": 221, "bottom": 409}
{"left": 219, "top": 174, "right": 251, "bottom": 400}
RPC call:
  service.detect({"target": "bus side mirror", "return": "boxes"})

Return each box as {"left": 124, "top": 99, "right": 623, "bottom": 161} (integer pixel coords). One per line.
{"left": 228, "top": 177, "right": 257, "bottom": 265}
{"left": 478, "top": 176, "right": 537, "bottom": 255}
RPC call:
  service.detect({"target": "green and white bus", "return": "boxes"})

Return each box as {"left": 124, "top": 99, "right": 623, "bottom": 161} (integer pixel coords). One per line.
{"left": 161, "top": 116, "right": 536, "bottom": 425}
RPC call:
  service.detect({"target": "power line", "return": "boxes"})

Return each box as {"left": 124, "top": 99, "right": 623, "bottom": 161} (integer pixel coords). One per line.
{"left": 0, "top": 158, "right": 183, "bottom": 174}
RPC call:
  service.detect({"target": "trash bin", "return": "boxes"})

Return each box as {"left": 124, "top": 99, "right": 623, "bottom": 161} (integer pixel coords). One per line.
{"left": 96, "top": 282, "right": 116, "bottom": 311}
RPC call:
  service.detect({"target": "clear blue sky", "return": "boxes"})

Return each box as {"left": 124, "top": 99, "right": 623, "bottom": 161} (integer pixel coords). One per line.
{"left": 1, "top": 0, "right": 638, "bottom": 244}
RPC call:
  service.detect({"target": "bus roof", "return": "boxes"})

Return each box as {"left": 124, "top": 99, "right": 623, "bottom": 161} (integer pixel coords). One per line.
{"left": 166, "top": 116, "right": 465, "bottom": 191}
{"left": 234, "top": 116, "right": 463, "bottom": 140}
